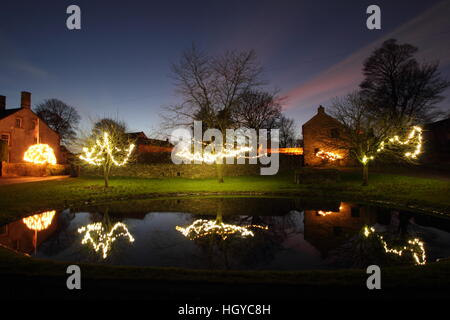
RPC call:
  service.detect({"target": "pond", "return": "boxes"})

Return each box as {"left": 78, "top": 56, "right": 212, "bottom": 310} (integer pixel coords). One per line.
{"left": 1, "top": 197, "right": 450, "bottom": 270}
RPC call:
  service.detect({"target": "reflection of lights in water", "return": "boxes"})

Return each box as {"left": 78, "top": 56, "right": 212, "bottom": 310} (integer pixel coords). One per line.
{"left": 78, "top": 222, "right": 135, "bottom": 259}
{"left": 23, "top": 144, "right": 57, "bottom": 165}
{"left": 363, "top": 226, "right": 426, "bottom": 265}
{"left": 176, "top": 219, "right": 268, "bottom": 240}
{"left": 22, "top": 211, "right": 56, "bottom": 231}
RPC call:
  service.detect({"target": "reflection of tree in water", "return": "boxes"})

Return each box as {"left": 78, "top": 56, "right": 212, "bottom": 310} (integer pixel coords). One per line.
{"left": 176, "top": 198, "right": 304, "bottom": 269}
{"left": 76, "top": 209, "right": 135, "bottom": 262}
{"left": 326, "top": 212, "right": 426, "bottom": 268}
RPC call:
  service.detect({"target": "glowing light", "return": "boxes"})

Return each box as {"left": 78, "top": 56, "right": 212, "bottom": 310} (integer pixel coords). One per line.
{"left": 317, "top": 204, "right": 343, "bottom": 216}
{"left": 79, "top": 132, "right": 135, "bottom": 166}
{"left": 176, "top": 219, "right": 268, "bottom": 240}
{"left": 22, "top": 210, "right": 56, "bottom": 231}
{"left": 368, "top": 126, "right": 423, "bottom": 164}
{"left": 264, "top": 147, "right": 303, "bottom": 155}
{"left": 363, "top": 226, "right": 426, "bottom": 265}
{"left": 78, "top": 222, "right": 135, "bottom": 259}
{"left": 175, "top": 141, "right": 261, "bottom": 164}
{"left": 361, "top": 155, "right": 374, "bottom": 164}
{"left": 23, "top": 144, "right": 57, "bottom": 165}
{"left": 315, "top": 150, "right": 343, "bottom": 161}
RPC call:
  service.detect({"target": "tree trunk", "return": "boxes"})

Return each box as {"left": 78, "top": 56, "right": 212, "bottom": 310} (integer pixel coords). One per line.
{"left": 362, "top": 163, "right": 369, "bottom": 186}
{"left": 216, "top": 162, "right": 224, "bottom": 183}
{"left": 103, "top": 162, "right": 111, "bottom": 188}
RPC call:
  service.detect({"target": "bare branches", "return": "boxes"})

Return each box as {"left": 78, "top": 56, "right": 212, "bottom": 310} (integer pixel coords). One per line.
{"left": 360, "top": 39, "right": 449, "bottom": 124}
{"left": 163, "top": 45, "right": 265, "bottom": 132}
{"left": 34, "top": 98, "right": 81, "bottom": 145}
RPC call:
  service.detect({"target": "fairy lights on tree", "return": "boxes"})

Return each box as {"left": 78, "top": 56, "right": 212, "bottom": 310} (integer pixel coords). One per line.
{"left": 79, "top": 119, "right": 135, "bottom": 187}
{"left": 23, "top": 144, "right": 57, "bottom": 165}
{"left": 174, "top": 140, "right": 256, "bottom": 165}
{"left": 330, "top": 92, "right": 425, "bottom": 186}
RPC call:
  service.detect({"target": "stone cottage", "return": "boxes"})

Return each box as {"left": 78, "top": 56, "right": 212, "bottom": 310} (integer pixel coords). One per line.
{"left": 302, "top": 105, "right": 350, "bottom": 166}
{"left": 0, "top": 92, "right": 61, "bottom": 163}
{"left": 126, "top": 131, "right": 173, "bottom": 163}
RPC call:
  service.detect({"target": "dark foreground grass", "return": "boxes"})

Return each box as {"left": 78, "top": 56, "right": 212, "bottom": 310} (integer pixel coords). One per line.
{"left": 0, "top": 172, "right": 449, "bottom": 300}
{"left": 1, "top": 245, "right": 450, "bottom": 300}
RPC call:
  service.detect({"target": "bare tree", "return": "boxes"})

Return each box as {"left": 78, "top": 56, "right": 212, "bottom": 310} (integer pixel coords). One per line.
{"left": 34, "top": 99, "right": 81, "bottom": 145}
{"left": 360, "top": 39, "right": 449, "bottom": 125}
{"left": 276, "top": 115, "right": 297, "bottom": 148}
{"left": 330, "top": 92, "right": 420, "bottom": 186}
{"left": 234, "top": 89, "right": 282, "bottom": 132}
{"left": 164, "top": 45, "right": 265, "bottom": 182}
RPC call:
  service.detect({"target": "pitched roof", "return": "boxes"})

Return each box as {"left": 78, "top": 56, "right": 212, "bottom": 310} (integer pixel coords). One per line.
{"left": 126, "top": 131, "right": 173, "bottom": 147}
{"left": 0, "top": 108, "right": 21, "bottom": 120}
{"left": 302, "top": 110, "right": 342, "bottom": 128}
{"left": 425, "top": 117, "right": 450, "bottom": 129}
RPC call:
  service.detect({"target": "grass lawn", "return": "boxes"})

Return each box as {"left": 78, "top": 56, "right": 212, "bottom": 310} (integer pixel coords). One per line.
{"left": 0, "top": 171, "right": 448, "bottom": 225}
{"left": 0, "top": 171, "right": 449, "bottom": 300}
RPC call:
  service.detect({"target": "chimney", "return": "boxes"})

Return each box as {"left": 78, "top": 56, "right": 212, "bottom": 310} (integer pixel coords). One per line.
{"left": 0, "top": 95, "right": 5, "bottom": 112}
{"left": 21, "top": 91, "right": 31, "bottom": 109}
{"left": 318, "top": 105, "right": 325, "bottom": 114}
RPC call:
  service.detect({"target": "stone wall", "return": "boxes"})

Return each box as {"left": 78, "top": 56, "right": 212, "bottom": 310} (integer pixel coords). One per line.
{"left": 1, "top": 161, "right": 68, "bottom": 177}
{"left": 81, "top": 155, "right": 302, "bottom": 178}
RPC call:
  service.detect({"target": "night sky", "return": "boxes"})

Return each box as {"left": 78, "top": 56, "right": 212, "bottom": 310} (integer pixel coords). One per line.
{"left": 1, "top": 0, "right": 449, "bottom": 137}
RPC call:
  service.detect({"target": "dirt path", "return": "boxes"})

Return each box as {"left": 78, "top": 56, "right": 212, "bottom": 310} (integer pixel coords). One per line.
{"left": 0, "top": 175, "right": 69, "bottom": 186}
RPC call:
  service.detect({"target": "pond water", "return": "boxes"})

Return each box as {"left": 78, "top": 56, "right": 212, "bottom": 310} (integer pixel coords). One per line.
{"left": 1, "top": 197, "right": 450, "bottom": 270}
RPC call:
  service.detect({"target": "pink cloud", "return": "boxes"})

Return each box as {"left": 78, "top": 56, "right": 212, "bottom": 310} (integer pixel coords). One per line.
{"left": 283, "top": 0, "right": 450, "bottom": 110}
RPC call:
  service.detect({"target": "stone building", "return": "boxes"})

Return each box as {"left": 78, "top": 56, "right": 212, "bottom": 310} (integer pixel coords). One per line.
{"left": 302, "top": 105, "right": 350, "bottom": 166}
{"left": 127, "top": 131, "right": 173, "bottom": 163}
{"left": 0, "top": 92, "right": 61, "bottom": 163}
{"left": 423, "top": 117, "right": 450, "bottom": 164}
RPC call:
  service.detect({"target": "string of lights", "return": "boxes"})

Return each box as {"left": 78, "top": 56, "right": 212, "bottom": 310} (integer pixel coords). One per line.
{"left": 79, "top": 132, "right": 135, "bottom": 166}
{"left": 362, "top": 126, "right": 423, "bottom": 164}
{"left": 315, "top": 150, "right": 343, "bottom": 161}
{"left": 174, "top": 140, "right": 265, "bottom": 164}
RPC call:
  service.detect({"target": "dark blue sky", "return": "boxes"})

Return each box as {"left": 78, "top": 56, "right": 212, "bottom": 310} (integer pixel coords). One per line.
{"left": 1, "top": 0, "right": 449, "bottom": 137}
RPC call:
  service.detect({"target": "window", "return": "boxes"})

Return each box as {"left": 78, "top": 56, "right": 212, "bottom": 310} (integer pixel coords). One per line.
{"left": 15, "top": 118, "right": 22, "bottom": 128}
{"left": 330, "top": 128, "right": 339, "bottom": 139}
{"left": 32, "top": 119, "right": 37, "bottom": 129}
{"left": 1, "top": 134, "right": 10, "bottom": 146}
